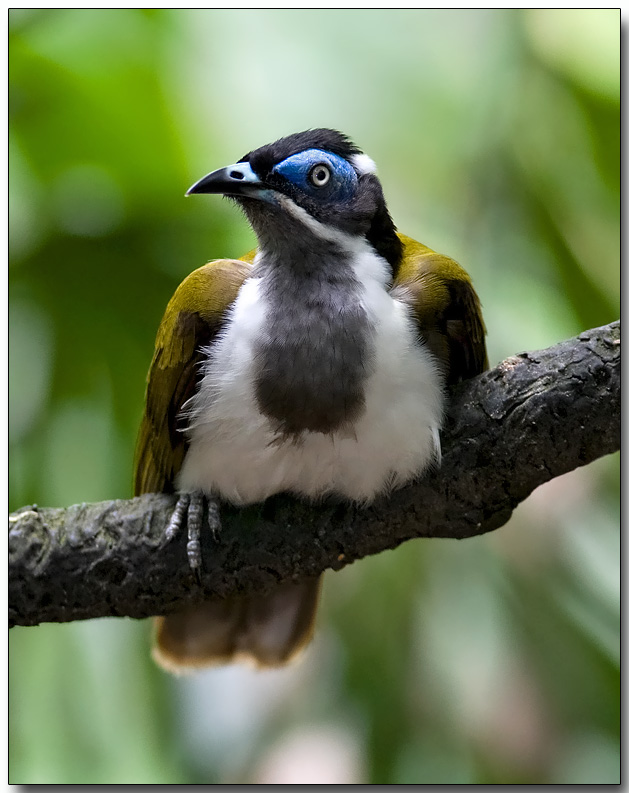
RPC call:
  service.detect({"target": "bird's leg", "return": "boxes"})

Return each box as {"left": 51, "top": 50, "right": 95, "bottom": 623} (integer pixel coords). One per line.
{"left": 164, "top": 491, "right": 223, "bottom": 573}
{"left": 206, "top": 497, "right": 222, "bottom": 543}
{"left": 164, "top": 492, "right": 190, "bottom": 543}
{"left": 185, "top": 491, "right": 204, "bottom": 573}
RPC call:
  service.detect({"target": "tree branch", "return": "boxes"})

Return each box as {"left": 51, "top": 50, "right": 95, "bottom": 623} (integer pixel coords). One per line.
{"left": 9, "top": 321, "right": 620, "bottom": 628}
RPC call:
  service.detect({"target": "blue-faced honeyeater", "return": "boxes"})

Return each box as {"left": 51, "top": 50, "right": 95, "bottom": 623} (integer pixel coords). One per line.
{"left": 134, "top": 129, "right": 488, "bottom": 673}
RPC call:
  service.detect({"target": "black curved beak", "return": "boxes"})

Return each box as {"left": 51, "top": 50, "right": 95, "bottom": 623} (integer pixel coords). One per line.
{"left": 186, "top": 161, "right": 267, "bottom": 199}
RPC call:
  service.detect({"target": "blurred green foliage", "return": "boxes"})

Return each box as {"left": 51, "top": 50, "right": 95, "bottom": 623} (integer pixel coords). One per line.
{"left": 9, "top": 9, "right": 619, "bottom": 784}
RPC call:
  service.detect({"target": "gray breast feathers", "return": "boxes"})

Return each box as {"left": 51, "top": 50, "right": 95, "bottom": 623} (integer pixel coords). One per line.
{"left": 252, "top": 250, "right": 375, "bottom": 437}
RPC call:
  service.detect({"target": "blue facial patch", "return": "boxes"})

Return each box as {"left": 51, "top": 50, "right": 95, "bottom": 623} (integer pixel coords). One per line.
{"left": 272, "top": 149, "right": 358, "bottom": 202}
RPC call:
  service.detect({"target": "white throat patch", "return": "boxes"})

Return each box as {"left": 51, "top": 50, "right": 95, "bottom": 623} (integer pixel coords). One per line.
{"left": 276, "top": 193, "right": 365, "bottom": 253}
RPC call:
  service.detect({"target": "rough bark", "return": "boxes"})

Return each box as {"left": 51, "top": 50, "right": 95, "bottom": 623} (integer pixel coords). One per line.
{"left": 9, "top": 321, "right": 620, "bottom": 628}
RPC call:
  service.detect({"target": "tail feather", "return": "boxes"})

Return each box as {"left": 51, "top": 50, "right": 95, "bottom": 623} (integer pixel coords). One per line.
{"left": 152, "top": 577, "right": 321, "bottom": 672}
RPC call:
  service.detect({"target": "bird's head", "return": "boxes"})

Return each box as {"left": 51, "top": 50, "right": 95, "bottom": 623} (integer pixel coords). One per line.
{"left": 187, "top": 129, "right": 402, "bottom": 272}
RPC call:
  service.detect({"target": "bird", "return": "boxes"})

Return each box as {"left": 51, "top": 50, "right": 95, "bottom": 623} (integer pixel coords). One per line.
{"left": 134, "top": 129, "right": 488, "bottom": 673}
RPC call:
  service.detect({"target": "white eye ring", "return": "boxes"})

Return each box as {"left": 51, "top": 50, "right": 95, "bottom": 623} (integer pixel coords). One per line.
{"left": 309, "top": 163, "right": 331, "bottom": 187}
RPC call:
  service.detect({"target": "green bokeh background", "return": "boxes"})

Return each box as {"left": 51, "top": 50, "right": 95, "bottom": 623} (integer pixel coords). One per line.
{"left": 9, "top": 9, "right": 619, "bottom": 784}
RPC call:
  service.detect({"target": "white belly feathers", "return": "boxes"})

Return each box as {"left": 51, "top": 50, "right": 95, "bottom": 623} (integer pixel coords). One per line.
{"left": 178, "top": 249, "right": 444, "bottom": 505}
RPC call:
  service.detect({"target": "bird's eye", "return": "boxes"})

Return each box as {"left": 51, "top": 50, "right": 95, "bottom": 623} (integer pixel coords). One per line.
{"left": 309, "top": 164, "right": 331, "bottom": 188}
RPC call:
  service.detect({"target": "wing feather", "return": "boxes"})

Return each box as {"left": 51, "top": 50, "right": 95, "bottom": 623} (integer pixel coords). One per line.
{"left": 392, "top": 234, "right": 488, "bottom": 383}
{"left": 134, "top": 258, "right": 252, "bottom": 495}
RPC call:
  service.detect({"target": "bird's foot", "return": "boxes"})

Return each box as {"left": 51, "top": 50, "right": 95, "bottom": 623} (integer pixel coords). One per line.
{"left": 165, "top": 491, "right": 222, "bottom": 574}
